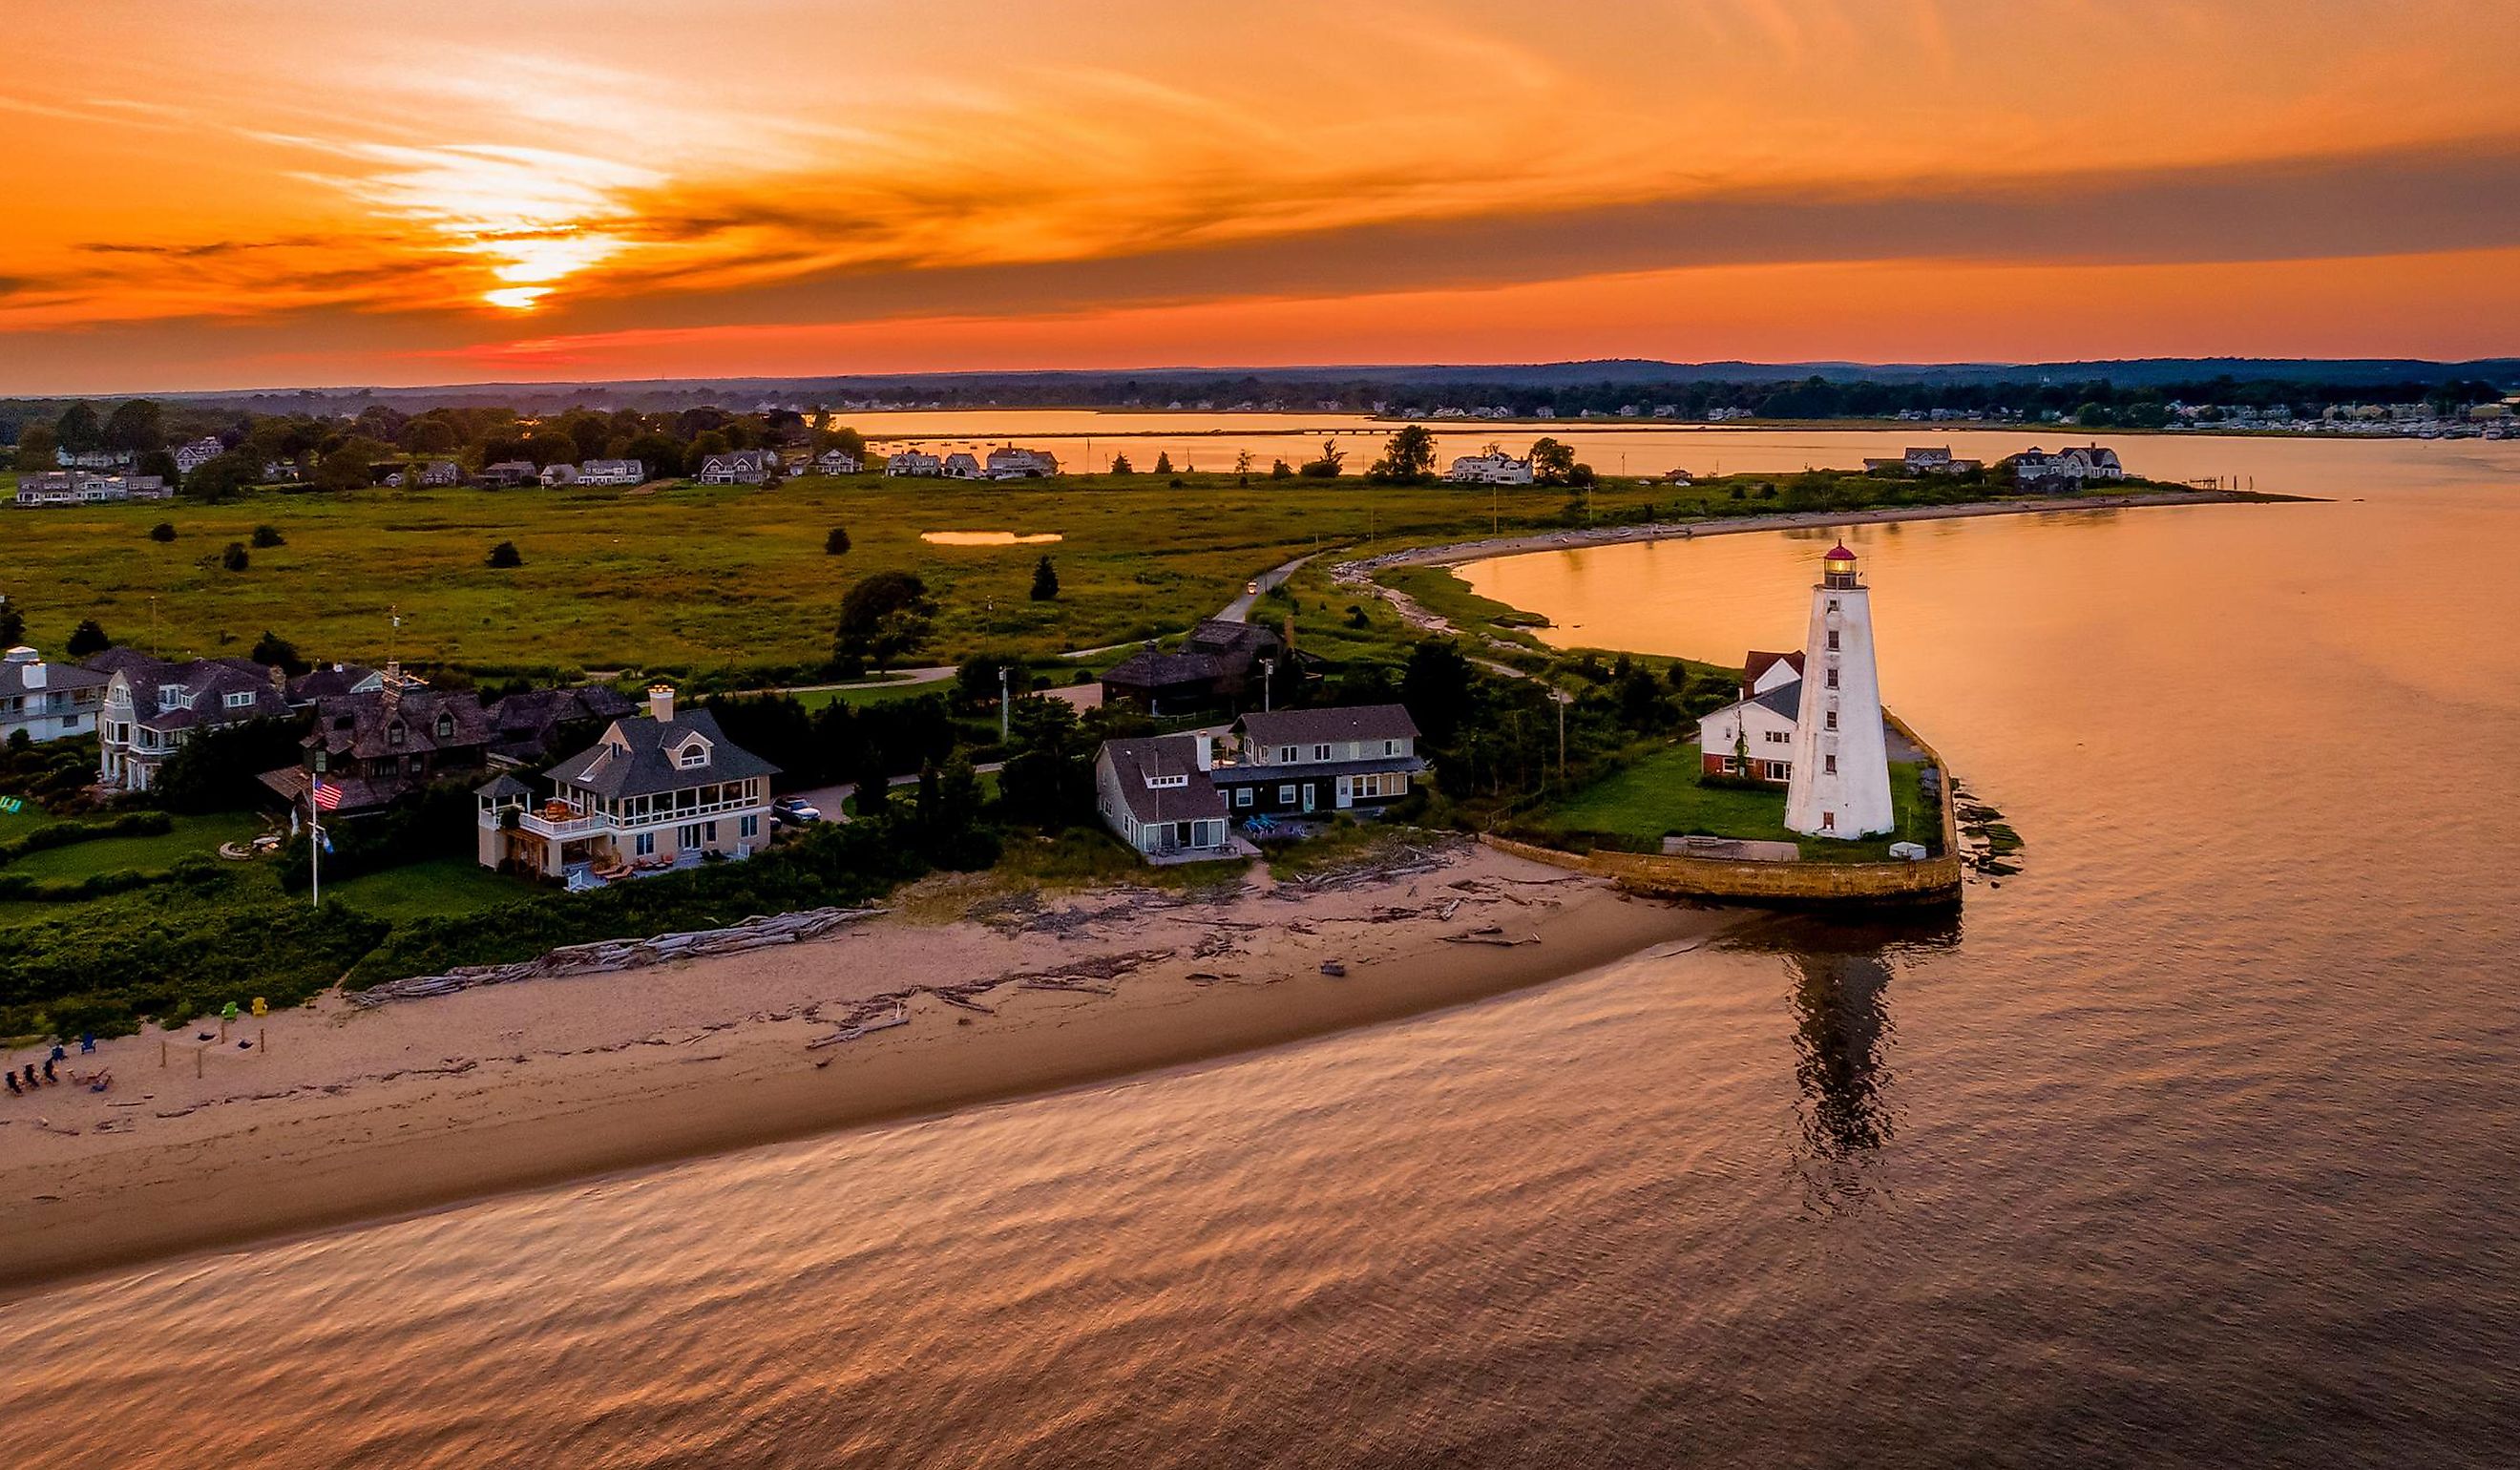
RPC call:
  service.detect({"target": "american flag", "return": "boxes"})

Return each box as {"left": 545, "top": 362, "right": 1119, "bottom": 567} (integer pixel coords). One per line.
{"left": 310, "top": 777, "right": 342, "bottom": 812}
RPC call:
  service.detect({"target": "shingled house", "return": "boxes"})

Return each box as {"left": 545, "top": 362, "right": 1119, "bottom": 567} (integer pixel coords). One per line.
{"left": 1093, "top": 733, "right": 1236, "bottom": 861}
{"left": 91, "top": 649, "right": 379, "bottom": 794}
{"left": 1209, "top": 704, "right": 1425, "bottom": 817}
{"left": 1099, "top": 619, "right": 1286, "bottom": 716}
{"left": 484, "top": 684, "right": 642, "bottom": 766}
{"left": 475, "top": 685, "right": 777, "bottom": 881}
{"left": 260, "top": 673, "right": 494, "bottom": 815}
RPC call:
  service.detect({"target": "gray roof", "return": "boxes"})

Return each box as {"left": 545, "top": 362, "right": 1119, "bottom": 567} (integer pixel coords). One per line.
{"left": 86, "top": 647, "right": 291, "bottom": 731}
{"left": 1697, "top": 682, "right": 1801, "bottom": 742}
{"left": 547, "top": 708, "right": 779, "bottom": 798}
{"left": 304, "top": 686, "right": 491, "bottom": 762}
{"left": 0, "top": 655, "right": 109, "bottom": 698}
{"left": 1099, "top": 736, "right": 1228, "bottom": 826}
{"left": 475, "top": 772, "right": 533, "bottom": 800}
{"left": 1237, "top": 704, "right": 1419, "bottom": 748}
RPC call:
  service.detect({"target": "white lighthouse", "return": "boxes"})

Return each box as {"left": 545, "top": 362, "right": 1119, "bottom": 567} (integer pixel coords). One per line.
{"left": 1784, "top": 540, "right": 1894, "bottom": 839}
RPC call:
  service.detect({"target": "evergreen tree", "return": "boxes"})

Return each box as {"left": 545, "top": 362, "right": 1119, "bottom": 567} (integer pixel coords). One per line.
{"left": 1152, "top": 452, "right": 1175, "bottom": 475}
{"left": 220, "top": 542, "right": 251, "bottom": 572}
{"left": 1030, "top": 556, "right": 1060, "bottom": 600}
{"left": 486, "top": 540, "right": 523, "bottom": 568}
{"left": 66, "top": 619, "right": 110, "bottom": 657}
{"left": 825, "top": 526, "right": 850, "bottom": 556}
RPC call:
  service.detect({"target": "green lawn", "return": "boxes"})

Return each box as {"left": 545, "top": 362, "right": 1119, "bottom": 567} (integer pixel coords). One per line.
{"left": 790, "top": 677, "right": 951, "bottom": 710}
{"left": 1535, "top": 745, "right": 1936, "bottom": 863}
{"left": 4, "top": 812, "right": 263, "bottom": 880}
{"left": 326, "top": 856, "right": 537, "bottom": 924}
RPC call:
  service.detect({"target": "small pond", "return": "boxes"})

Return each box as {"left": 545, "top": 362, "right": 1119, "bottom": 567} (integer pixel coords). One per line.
{"left": 918, "top": 532, "right": 1064, "bottom": 546}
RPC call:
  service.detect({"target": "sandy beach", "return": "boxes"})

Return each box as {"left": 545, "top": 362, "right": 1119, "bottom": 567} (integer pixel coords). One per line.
{"left": 0, "top": 843, "right": 1741, "bottom": 1294}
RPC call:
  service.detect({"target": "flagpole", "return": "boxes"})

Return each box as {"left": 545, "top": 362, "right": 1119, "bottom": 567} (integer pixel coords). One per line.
{"left": 309, "top": 785, "right": 322, "bottom": 909}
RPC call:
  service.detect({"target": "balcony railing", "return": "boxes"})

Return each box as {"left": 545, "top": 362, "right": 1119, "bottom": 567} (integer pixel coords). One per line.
{"left": 515, "top": 808, "right": 608, "bottom": 839}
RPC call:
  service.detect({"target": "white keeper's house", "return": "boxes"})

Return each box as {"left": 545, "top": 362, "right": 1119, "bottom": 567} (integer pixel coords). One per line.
{"left": 1695, "top": 651, "right": 1804, "bottom": 783}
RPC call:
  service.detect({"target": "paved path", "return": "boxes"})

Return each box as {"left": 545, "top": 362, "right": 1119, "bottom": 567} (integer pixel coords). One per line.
{"left": 1216, "top": 553, "right": 1315, "bottom": 622}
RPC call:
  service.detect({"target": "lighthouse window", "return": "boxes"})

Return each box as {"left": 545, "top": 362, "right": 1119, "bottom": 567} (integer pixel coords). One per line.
{"left": 1825, "top": 710, "right": 1838, "bottom": 730}
{"left": 1826, "top": 630, "right": 1839, "bottom": 651}
{"left": 1825, "top": 668, "right": 1839, "bottom": 689}
{"left": 1824, "top": 754, "right": 1838, "bottom": 774}
{"left": 1821, "top": 811, "right": 1837, "bottom": 830}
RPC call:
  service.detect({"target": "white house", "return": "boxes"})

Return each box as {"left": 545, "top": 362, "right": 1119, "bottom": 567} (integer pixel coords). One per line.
{"left": 1094, "top": 733, "right": 1234, "bottom": 860}
{"left": 16, "top": 472, "right": 166, "bottom": 506}
{"left": 986, "top": 447, "right": 1060, "bottom": 479}
{"left": 884, "top": 450, "right": 942, "bottom": 477}
{"left": 814, "top": 449, "right": 863, "bottom": 474}
{"left": 1445, "top": 449, "right": 1535, "bottom": 484}
{"left": 577, "top": 459, "right": 643, "bottom": 486}
{"left": 539, "top": 463, "right": 580, "bottom": 488}
{"left": 173, "top": 437, "right": 225, "bottom": 474}
{"left": 941, "top": 452, "right": 984, "bottom": 480}
{"left": 1862, "top": 446, "right": 1983, "bottom": 476}
{"left": 2010, "top": 444, "right": 2126, "bottom": 490}
{"left": 417, "top": 459, "right": 462, "bottom": 487}
{"left": 0, "top": 646, "right": 111, "bottom": 745}
{"left": 54, "top": 449, "right": 131, "bottom": 470}
{"left": 475, "top": 684, "right": 778, "bottom": 881}
{"left": 696, "top": 449, "right": 776, "bottom": 485}
{"left": 1783, "top": 542, "right": 1894, "bottom": 839}
{"left": 1696, "top": 651, "right": 1804, "bottom": 784}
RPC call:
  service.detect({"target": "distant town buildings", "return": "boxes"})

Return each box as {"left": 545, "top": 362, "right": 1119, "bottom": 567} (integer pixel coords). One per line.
{"left": 941, "top": 452, "right": 984, "bottom": 480}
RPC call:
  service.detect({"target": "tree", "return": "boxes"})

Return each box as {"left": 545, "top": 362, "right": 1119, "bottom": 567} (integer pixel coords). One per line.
{"left": 1369, "top": 424, "right": 1438, "bottom": 482}
{"left": 181, "top": 452, "right": 256, "bottom": 502}
{"left": 102, "top": 400, "right": 165, "bottom": 455}
{"left": 486, "top": 540, "right": 523, "bottom": 568}
{"left": 825, "top": 526, "right": 851, "bottom": 556}
{"left": 250, "top": 524, "right": 285, "bottom": 548}
{"left": 620, "top": 433, "right": 682, "bottom": 480}
{"left": 917, "top": 751, "right": 998, "bottom": 869}
{"left": 1233, "top": 450, "right": 1254, "bottom": 485}
{"left": 148, "top": 521, "right": 177, "bottom": 543}
{"left": 998, "top": 696, "right": 1094, "bottom": 829}
{"left": 1152, "top": 452, "right": 1175, "bottom": 475}
{"left": 1030, "top": 555, "right": 1060, "bottom": 600}
{"left": 66, "top": 619, "right": 110, "bottom": 657}
{"left": 1400, "top": 640, "right": 1477, "bottom": 746}
{"left": 1530, "top": 437, "right": 1579, "bottom": 486}
{"left": 954, "top": 650, "right": 1031, "bottom": 711}
{"left": 250, "top": 630, "right": 309, "bottom": 675}
{"left": 1299, "top": 438, "right": 1345, "bottom": 478}
{"left": 0, "top": 603, "right": 23, "bottom": 646}
{"left": 53, "top": 403, "right": 102, "bottom": 455}
{"left": 1270, "top": 458, "right": 1293, "bottom": 479}
{"left": 221, "top": 542, "right": 251, "bottom": 572}
{"left": 136, "top": 449, "right": 178, "bottom": 487}
{"left": 12, "top": 424, "right": 55, "bottom": 472}
{"left": 1109, "top": 452, "right": 1134, "bottom": 475}
{"left": 834, "top": 571, "right": 935, "bottom": 671}
{"left": 849, "top": 740, "right": 891, "bottom": 819}
{"left": 313, "top": 443, "right": 377, "bottom": 494}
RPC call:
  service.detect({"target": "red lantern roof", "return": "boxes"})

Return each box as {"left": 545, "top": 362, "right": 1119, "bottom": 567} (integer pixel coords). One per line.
{"left": 1823, "top": 541, "right": 1857, "bottom": 560}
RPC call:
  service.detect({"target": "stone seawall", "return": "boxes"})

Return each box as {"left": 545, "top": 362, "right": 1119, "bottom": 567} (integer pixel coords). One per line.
{"left": 1482, "top": 715, "right": 1964, "bottom": 907}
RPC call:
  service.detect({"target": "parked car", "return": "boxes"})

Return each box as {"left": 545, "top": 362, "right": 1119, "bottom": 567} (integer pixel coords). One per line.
{"left": 772, "top": 797, "right": 824, "bottom": 824}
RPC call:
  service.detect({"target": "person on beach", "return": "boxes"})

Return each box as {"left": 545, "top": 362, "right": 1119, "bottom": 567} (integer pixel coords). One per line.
{"left": 42, "top": 1057, "right": 57, "bottom": 1084}
{"left": 5, "top": 1072, "right": 19, "bottom": 1096}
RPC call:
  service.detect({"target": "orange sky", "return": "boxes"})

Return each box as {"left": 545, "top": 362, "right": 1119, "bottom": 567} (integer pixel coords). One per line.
{"left": 5, "top": 0, "right": 2517, "bottom": 392}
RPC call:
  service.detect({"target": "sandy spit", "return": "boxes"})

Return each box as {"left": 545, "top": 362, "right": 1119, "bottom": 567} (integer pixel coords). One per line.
{"left": 0, "top": 844, "right": 1741, "bottom": 1295}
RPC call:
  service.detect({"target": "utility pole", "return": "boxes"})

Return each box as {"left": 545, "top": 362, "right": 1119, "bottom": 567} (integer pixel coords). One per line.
{"left": 1554, "top": 689, "right": 1569, "bottom": 785}
{"left": 1261, "top": 656, "right": 1275, "bottom": 713}
{"left": 999, "top": 664, "right": 1012, "bottom": 744}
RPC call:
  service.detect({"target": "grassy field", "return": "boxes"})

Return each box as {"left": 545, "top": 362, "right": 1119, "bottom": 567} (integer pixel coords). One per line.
{"left": 1534, "top": 744, "right": 1936, "bottom": 862}
{"left": 0, "top": 469, "right": 2026, "bottom": 682}
{"left": 326, "top": 856, "right": 538, "bottom": 924}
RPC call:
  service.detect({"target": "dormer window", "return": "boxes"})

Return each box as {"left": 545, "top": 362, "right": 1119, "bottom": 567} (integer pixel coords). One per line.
{"left": 674, "top": 738, "right": 709, "bottom": 770}
{"left": 1145, "top": 773, "right": 1188, "bottom": 789}
{"left": 435, "top": 712, "right": 454, "bottom": 739}
{"left": 388, "top": 722, "right": 406, "bottom": 746}
{"left": 223, "top": 690, "right": 256, "bottom": 709}
{"left": 159, "top": 683, "right": 187, "bottom": 707}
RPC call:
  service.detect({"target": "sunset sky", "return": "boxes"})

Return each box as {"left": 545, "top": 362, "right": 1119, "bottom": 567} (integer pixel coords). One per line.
{"left": 6, "top": 0, "right": 2518, "bottom": 393}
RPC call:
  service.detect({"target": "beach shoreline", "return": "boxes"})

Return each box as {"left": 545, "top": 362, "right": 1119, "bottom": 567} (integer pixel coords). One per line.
{"left": 0, "top": 844, "right": 1743, "bottom": 1296}
{"left": 1345, "top": 488, "right": 2283, "bottom": 577}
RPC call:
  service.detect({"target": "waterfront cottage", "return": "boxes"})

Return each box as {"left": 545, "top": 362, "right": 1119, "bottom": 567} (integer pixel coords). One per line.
{"left": 418, "top": 459, "right": 462, "bottom": 487}
{"left": 1094, "top": 734, "right": 1235, "bottom": 861}
{"left": 985, "top": 447, "right": 1060, "bottom": 479}
{"left": 884, "top": 450, "right": 943, "bottom": 477}
{"left": 1445, "top": 450, "right": 1535, "bottom": 484}
{"left": 1861, "top": 446, "right": 1982, "bottom": 476}
{"left": 539, "top": 463, "right": 580, "bottom": 488}
{"left": 2008, "top": 444, "right": 2126, "bottom": 491}
{"left": 0, "top": 646, "right": 111, "bottom": 745}
{"left": 814, "top": 449, "right": 863, "bottom": 474}
{"left": 941, "top": 452, "right": 984, "bottom": 480}
{"left": 479, "top": 459, "right": 538, "bottom": 488}
{"left": 1211, "top": 704, "right": 1426, "bottom": 816}
{"left": 91, "top": 650, "right": 297, "bottom": 792}
{"left": 475, "top": 685, "right": 777, "bottom": 882}
{"left": 697, "top": 450, "right": 776, "bottom": 485}
{"left": 484, "top": 683, "right": 642, "bottom": 765}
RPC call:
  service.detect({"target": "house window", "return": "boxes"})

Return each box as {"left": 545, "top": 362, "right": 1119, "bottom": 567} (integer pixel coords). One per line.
{"left": 1825, "top": 668, "right": 1838, "bottom": 689}
{"left": 1767, "top": 760, "right": 1790, "bottom": 780}
{"left": 1235, "top": 788, "right": 1252, "bottom": 808}
{"left": 223, "top": 690, "right": 256, "bottom": 709}
{"left": 635, "top": 831, "right": 655, "bottom": 856}
{"left": 1827, "top": 630, "right": 1839, "bottom": 651}
{"left": 704, "top": 821, "right": 718, "bottom": 843}
{"left": 676, "top": 743, "right": 707, "bottom": 769}
{"left": 388, "top": 723, "right": 405, "bottom": 746}
{"left": 1278, "top": 746, "right": 1297, "bottom": 763}
{"left": 1825, "top": 710, "right": 1838, "bottom": 730}
{"left": 740, "top": 814, "right": 759, "bottom": 838}
{"left": 312, "top": 750, "right": 326, "bottom": 772}
{"left": 1145, "top": 773, "right": 1187, "bottom": 789}
{"left": 1766, "top": 730, "right": 1789, "bottom": 744}
{"left": 1278, "top": 785, "right": 1295, "bottom": 805}
{"left": 1312, "top": 744, "right": 1332, "bottom": 761}
{"left": 1717, "top": 757, "right": 1738, "bottom": 773}
{"left": 436, "top": 713, "right": 454, "bottom": 738}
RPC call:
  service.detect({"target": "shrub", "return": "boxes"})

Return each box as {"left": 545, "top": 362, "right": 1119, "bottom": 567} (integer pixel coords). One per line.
{"left": 825, "top": 526, "right": 850, "bottom": 556}
{"left": 250, "top": 524, "right": 285, "bottom": 548}
{"left": 148, "top": 521, "right": 177, "bottom": 542}
{"left": 221, "top": 542, "right": 250, "bottom": 572}
{"left": 487, "top": 540, "right": 523, "bottom": 568}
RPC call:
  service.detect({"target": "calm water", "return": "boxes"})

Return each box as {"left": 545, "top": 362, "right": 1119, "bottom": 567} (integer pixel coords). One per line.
{"left": 5, "top": 441, "right": 2518, "bottom": 1466}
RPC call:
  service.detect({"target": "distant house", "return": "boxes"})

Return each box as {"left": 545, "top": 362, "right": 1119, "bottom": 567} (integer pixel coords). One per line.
{"left": 262, "top": 459, "right": 302, "bottom": 484}
{"left": 940, "top": 452, "right": 984, "bottom": 480}
{"left": 0, "top": 645, "right": 111, "bottom": 744}
{"left": 261, "top": 679, "right": 493, "bottom": 816}
{"left": 1862, "top": 446, "right": 1982, "bottom": 476}
{"left": 55, "top": 449, "right": 131, "bottom": 471}
{"left": 474, "top": 685, "right": 777, "bottom": 881}
{"left": 986, "top": 447, "right": 1060, "bottom": 479}
{"left": 15, "top": 472, "right": 166, "bottom": 506}
{"left": 1445, "top": 450, "right": 1535, "bottom": 484}
{"left": 418, "top": 459, "right": 462, "bottom": 487}
{"left": 173, "top": 437, "right": 225, "bottom": 475}
{"left": 1696, "top": 649, "right": 1805, "bottom": 783}
{"left": 1100, "top": 619, "right": 1286, "bottom": 716}
{"left": 2008, "top": 444, "right": 2125, "bottom": 491}
{"left": 12, "top": 473, "right": 76, "bottom": 507}
{"left": 814, "top": 449, "right": 863, "bottom": 474}
{"left": 1094, "top": 734, "right": 1235, "bottom": 861}
{"left": 1212, "top": 704, "right": 1425, "bottom": 816}
{"left": 479, "top": 460, "right": 538, "bottom": 488}
{"left": 575, "top": 459, "right": 642, "bottom": 486}
{"left": 697, "top": 449, "right": 776, "bottom": 485}
{"left": 539, "top": 463, "right": 580, "bottom": 488}
{"left": 884, "top": 450, "right": 942, "bottom": 477}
